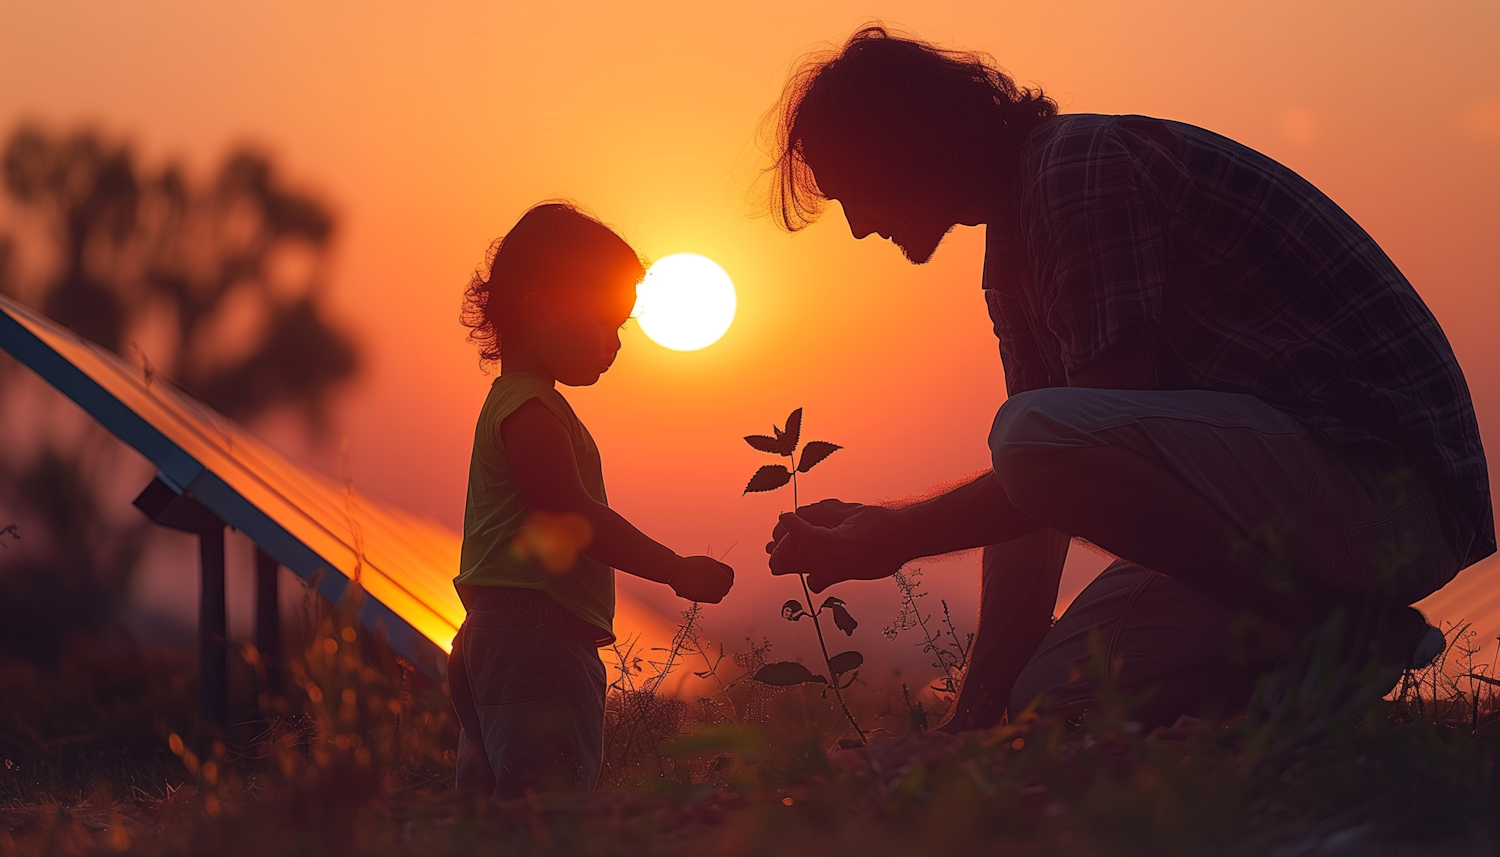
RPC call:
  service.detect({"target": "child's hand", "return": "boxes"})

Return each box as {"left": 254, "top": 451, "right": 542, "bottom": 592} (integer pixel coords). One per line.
{"left": 669, "top": 556, "right": 734, "bottom": 603}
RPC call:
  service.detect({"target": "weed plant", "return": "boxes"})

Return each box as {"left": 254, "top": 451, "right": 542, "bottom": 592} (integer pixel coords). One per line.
{"left": 884, "top": 568, "right": 974, "bottom": 700}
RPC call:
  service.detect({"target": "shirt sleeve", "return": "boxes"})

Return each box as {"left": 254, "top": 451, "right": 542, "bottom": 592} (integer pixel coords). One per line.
{"left": 483, "top": 374, "right": 560, "bottom": 457}
{"left": 1023, "top": 126, "right": 1166, "bottom": 378}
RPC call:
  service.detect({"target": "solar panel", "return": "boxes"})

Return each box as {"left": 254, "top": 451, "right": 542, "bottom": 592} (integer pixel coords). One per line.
{"left": 0, "top": 292, "right": 679, "bottom": 688}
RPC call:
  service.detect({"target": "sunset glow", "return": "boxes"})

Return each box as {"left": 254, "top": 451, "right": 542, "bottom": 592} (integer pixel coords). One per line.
{"left": 1, "top": 5, "right": 1499, "bottom": 841}
{"left": 633, "top": 253, "right": 736, "bottom": 352}
{"left": 0, "top": 0, "right": 1493, "bottom": 668}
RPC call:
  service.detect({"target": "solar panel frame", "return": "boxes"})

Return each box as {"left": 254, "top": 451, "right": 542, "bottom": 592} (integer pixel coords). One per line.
{"left": 0, "top": 293, "right": 452, "bottom": 680}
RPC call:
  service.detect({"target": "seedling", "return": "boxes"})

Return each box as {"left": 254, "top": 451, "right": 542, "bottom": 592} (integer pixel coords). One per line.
{"left": 742, "top": 408, "right": 866, "bottom": 744}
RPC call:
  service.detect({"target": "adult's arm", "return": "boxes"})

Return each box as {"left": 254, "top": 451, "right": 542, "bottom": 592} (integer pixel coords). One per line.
{"left": 939, "top": 528, "right": 1071, "bottom": 732}
{"left": 770, "top": 280, "right": 1158, "bottom": 590}
{"left": 768, "top": 474, "right": 1045, "bottom": 592}
{"left": 928, "top": 334, "right": 1156, "bottom": 727}
{"left": 770, "top": 500, "right": 1069, "bottom": 727}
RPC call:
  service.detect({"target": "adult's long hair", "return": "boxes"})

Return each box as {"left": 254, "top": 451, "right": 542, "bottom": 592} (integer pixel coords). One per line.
{"left": 765, "top": 24, "right": 1057, "bottom": 231}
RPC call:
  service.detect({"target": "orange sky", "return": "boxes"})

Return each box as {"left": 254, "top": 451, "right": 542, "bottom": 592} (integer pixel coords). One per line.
{"left": 2, "top": 1, "right": 1497, "bottom": 667}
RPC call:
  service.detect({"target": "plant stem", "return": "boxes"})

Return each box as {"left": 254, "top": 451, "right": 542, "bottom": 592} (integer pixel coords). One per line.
{"left": 798, "top": 566, "right": 866, "bottom": 744}
{"left": 648, "top": 604, "right": 697, "bottom": 695}
{"left": 791, "top": 469, "right": 867, "bottom": 745}
{"left": 909, "top": 591, "right": 959, "bottom": 694}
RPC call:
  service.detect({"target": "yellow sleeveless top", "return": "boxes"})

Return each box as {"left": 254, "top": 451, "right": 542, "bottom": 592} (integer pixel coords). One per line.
{"left": 454, "top": 372, "right": 613, "bottom": 644}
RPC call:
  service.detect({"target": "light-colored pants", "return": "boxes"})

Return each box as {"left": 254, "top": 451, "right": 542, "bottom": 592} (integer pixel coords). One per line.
{"left": 988, "top": 388, "right": 1461, "bottom": 723}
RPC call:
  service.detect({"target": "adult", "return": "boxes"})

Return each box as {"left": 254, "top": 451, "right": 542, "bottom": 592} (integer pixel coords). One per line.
{"left": 763, "top": 27, "right": 1493, "bottom": 730}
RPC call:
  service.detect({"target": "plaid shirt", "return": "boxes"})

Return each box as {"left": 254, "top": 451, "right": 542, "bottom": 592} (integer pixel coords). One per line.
{"left": 984, "top": 114, "right": 1494, "bottom": 568}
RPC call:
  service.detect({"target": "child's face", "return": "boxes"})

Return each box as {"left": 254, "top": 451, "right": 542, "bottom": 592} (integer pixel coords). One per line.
{"left": 522, "top": 276, "right": 637, "bottom": 386}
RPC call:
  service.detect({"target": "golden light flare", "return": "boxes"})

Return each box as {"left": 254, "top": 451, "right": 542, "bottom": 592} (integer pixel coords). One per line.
{"left": 508, "top": 510, "right": 594, "bottom": 573}
{"left": 633, "top": 253, "right": 736, "bottom": 352}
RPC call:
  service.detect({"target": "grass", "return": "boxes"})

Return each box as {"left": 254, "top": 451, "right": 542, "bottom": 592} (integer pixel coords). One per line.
{"left": 2, "top": 582, "right": 1499, "bottom": 856}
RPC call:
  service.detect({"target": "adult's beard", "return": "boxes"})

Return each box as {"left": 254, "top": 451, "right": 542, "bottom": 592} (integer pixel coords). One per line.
{"left": 898, "top": 224, "right": 954, "bottom": 265}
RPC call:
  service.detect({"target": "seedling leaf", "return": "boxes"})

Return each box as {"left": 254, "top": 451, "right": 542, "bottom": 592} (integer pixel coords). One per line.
{"left": 744, "top": 434, "right": 780, "bottom": 454}
{"left": 752, "top": 661, "right": 827, "bottom": 686}
{"left": 743, "top": 465, "right": 792, "bottom": 494}
{"left": 830, "top": 602, "right": 858, "bottom": 636}
{"left": 797, "top": 441, "right": 842, "bottom": 473}
{"left": 780, "top": 408, "right": 803, "bottom": 456}
{"left": 828, "top": 650, "right": 864, "bottom": 677}
{"left": 780, "top": 599, "right": 806, "bottom": 622}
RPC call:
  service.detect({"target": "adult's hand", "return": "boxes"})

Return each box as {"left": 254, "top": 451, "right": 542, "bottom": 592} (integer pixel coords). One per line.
{"left": 766, "top": 499, "right": 905, "bottom": 593}
{"left": 764, "top": 498, "right": 864, "bottom": 553}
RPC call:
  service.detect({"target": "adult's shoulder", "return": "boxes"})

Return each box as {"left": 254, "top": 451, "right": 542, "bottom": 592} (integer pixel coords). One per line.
{"left": 1019, "top": 113, "right": 1197, "bottom": 167}
{"left": 1017, "top": 114, "right": 1142, "bottom": 190}
{"left": 1030, "top": 115, "right": 1299, "bottom": 175}
{"left": 1017, "top": 113, "right": 1287, "bottom": 204}
{"left": 1023, "top": 112, "right": 1125, "bottom": 140}
{"left": 1014, "top": 114, "right": 1159, "bottom": 214}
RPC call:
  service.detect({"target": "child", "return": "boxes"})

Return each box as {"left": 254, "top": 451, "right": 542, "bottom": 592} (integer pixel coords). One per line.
{"left": 449, "top": 202, "right": 734, "bottom": 798}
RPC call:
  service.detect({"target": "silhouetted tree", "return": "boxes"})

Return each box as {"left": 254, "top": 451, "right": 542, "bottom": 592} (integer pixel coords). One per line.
{"left": 0, "top": 450, "right": 144, "bottom": 659}
{"left": 0, "top": 125, "right": 361, "bottom": 659}
{"left": 0, "top": 125, "right": 357, "bottom": 428}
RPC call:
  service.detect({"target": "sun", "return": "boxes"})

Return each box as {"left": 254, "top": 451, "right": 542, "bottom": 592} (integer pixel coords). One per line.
{"left": 633, "top": 253, "right": 736, "bottom": 352}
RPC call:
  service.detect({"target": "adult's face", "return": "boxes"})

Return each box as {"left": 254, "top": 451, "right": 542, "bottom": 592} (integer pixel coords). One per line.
{"left": 809, "top": 154, "right": 958, "bottom": 265}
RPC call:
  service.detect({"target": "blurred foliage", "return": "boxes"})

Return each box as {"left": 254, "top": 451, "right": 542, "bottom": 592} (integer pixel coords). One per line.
{"left": 0, "top": 448, "right": 143, "bottom": 661}
{"left": 0, "top": 124, "right": 361, "bottom": 660}
{"left": 0, "top": 626, "right": 194, "bottom": 801}
{"left": 0, "top": 123, "right": 357, "bottom": 429}
{"left": 1, "top": 610, "right": 1499, "bottom": 856}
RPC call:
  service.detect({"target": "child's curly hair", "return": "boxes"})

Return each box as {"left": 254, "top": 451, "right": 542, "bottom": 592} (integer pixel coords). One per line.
{"left": 461, "top": 201, "right": 645, "bottom": 369}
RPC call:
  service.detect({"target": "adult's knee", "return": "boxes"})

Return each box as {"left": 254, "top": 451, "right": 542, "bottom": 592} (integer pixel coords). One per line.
{"left": 989, "top": 388, "right": 1093, "bottom": 503}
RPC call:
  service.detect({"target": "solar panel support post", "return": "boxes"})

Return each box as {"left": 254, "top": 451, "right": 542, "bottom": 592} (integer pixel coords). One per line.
{"left": 133, "top": 475, "right": 230, "bottom": 729}
{"left": 198, "top": 523, "right": 228, "bottom": 728}
{"left": 254, "top": 547, "right": 281, "bottom": 694}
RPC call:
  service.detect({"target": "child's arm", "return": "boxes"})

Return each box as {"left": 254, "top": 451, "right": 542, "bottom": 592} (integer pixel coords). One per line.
{"left": 500, "top": 399, "right": 733, "bottom": 603}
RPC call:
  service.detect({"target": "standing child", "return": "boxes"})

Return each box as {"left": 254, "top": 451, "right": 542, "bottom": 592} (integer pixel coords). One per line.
{"left": 450, "top": 202, "right": 734, "bottom": 797}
